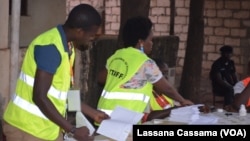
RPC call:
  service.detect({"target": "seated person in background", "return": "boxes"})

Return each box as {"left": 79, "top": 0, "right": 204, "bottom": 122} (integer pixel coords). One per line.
{"left": 209, "top": 45, "right": 238, "bottom": 107}
{"left": 97, "top": 16, "right": 193, "bottom": 124}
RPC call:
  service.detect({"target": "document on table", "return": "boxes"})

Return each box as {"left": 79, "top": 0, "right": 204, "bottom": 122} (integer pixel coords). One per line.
{"left": 97, "top": 106, "right": 143, "bottom": 141}
{"left": 168, "top": 104, "right": 219, "bottom": 125}
{"left": 168, "top": 104, "right": 204, "bottom": 124}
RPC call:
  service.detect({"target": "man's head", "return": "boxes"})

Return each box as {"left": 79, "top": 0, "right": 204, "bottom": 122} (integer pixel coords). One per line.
{"left": 220, "top": 45, "right": 233, "bottom": 54}
{"left": 64, "top": 4, "right": 101, "bottom": 48}
{"left": 220, "top": 45, "right": 233, "bottom": 59}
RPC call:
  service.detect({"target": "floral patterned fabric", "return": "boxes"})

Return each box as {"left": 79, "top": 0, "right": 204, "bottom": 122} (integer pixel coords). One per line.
{"left": 121, "top": 59, "right": 163, "bottom": 89}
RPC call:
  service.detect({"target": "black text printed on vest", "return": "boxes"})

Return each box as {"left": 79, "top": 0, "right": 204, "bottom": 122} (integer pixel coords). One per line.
{"left": 109, "top": 69, "right": 124, "bottom": 79}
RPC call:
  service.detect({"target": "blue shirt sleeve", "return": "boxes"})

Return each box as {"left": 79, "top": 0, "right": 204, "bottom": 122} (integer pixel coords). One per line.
{"left": 34, "top": 45, "right": 61, "bottom": 74}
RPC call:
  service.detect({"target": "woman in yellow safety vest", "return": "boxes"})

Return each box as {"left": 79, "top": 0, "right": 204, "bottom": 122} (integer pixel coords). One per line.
{"left": 97, "top": 16, "right": 193, "bottom": 124}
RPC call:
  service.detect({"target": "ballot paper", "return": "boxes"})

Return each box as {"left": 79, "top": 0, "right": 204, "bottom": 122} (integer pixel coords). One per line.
{"left": 97, "top": 106, "right": 143, "bottom": 141}
{"left": 65, "top": 90, "right": 95, "bottom": 141}
{"left": 67, "top": 90, "right": 81, "bottom": 111}
{"left": 168, "top": 104, "right": 203, "bottom": 124}
{"left": 75, "top": 111, "right": 95, "bottom": 135}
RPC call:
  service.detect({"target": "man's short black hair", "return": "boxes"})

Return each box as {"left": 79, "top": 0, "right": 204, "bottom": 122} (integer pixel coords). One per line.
{"left": 220, "top": 45, "right": 233, "bottom": 54}
{"left": 64, "top": 4, "right": 101, "bottom": 31}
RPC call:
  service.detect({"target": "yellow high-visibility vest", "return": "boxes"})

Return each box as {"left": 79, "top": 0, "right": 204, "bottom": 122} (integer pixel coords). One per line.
{"left": 97, "top": 47, "right": 153, "bottom": 115}
{"left": 3, "top": 26, "right": 75, "bottom": 140}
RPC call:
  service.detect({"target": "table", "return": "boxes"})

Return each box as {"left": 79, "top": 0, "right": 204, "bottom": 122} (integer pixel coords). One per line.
{"left": 208, "top": 111, "right": 250, "bottom": 124}
{"left": 94, "top": 134, "right": 132, "bottom": 141}
{"left": 144, "top": 111, "right": 250, "bottom": 125}
{"left": 66, "top": 110, "right": 250, "bottom": 141}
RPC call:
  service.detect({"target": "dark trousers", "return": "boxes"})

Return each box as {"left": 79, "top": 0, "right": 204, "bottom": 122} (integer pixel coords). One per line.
{"left": 213, "top": 85, "right": 234, "bottom": 106}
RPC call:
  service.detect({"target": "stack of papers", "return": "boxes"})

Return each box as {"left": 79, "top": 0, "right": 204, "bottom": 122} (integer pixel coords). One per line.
{"left": 168, "top": 104, "right": 218, "bottom": 124}
{"left": 168, "top": 104, "right": 201, "bottom": 124}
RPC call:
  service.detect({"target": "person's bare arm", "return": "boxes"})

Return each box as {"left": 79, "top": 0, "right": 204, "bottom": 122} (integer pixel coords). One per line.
{"left": 97, "top": 67, "right": 107, "bottom": 86}
{"left": 232, "top": 83, "right": 250, "bottom": 110}
{"left": 33, "top": 69, "right": 72, "bottom": 131}
{"left": 33, "top": 69, "right": 92, "bottom": 141}
{"left": 81, "top": 103, "right": 110, "bottom": 124}
{"left": 146, "top": 107, "right": 179, "bottom": 121}
{"left": 153, "top": 77, "right": 193, "bottom": 106}
{"left": 215, "top": 72, "right": 233, "bottom": 88}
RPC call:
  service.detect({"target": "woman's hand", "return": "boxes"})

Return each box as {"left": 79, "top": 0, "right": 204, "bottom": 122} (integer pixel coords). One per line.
{"left": 180, "top": 99, "right": 194, "bottom": 106}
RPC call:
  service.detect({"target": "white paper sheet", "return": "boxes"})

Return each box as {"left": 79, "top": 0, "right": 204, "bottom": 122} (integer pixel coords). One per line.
{"left": 189, "top": 114, "right": 218, "bottom": 124}
{"left": 97, "top": 106, "right": 143, "bottom": 141}
{"left": 168, "top": 104, "right": 203, "bottom": 124}
{"left": 76, "top": 111, "right": 95, "bottom": 135}
{"left": 65, "top": 90, "right": 96, "bottom": 141}
{"left": 67, "top": 90, "right": 81, "bottom": 111}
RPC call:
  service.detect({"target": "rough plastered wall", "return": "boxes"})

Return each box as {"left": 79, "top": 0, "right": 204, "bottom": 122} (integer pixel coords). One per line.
{"left": 67, "top": 0, "right": 250, "bottom": 87}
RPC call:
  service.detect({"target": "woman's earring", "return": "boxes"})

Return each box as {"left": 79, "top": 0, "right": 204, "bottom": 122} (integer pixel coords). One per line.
{"left": 140, "top": 44, "right": 144, "bottom": 53}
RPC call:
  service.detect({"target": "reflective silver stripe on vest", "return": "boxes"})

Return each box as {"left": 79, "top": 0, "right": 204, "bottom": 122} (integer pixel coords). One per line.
{"left": 19, "top": 71, "right": 67, "bottom": 100}
{"left": 101, "top": 90, "right": 150, "bottom": 103}
{"left": 12, "top": 94, "right": 48, "bottom": 119}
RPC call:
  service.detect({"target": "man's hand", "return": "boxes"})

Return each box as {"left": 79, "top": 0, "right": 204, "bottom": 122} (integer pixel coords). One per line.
{"left": 93, "top": 110, "right": 110, "bottom": 124}
{"left": 81, "top": 103, "right": 110, "bottom": 124}
{"left": 73, "top": 126, "right": 94, "bottom": 141}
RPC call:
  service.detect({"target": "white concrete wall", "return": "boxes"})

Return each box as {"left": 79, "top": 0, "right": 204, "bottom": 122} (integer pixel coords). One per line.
{"left": 0, "top": 0, "right": 66, "bottom": 112}
{"left": 0, "top": 0, "right": 10, "bottom": 112}
{"left": 19, "top": 0, "right": 66, "bottom": 47}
